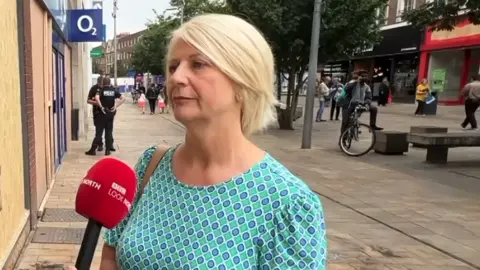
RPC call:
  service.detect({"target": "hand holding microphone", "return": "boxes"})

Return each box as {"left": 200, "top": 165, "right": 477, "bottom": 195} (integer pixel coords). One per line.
{"left": 74, "top": 157, "right": 137, "bottom": 270}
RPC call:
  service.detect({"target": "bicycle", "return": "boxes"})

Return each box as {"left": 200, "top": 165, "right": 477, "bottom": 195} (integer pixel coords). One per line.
{"left": 339, "top": 104, "right": 376, "bottom": 157}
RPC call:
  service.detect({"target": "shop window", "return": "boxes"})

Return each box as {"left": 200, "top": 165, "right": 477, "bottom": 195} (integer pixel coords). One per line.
{"left": 396, "top": 0, "right": 415, "bottom": 22}
{"left": 392, "top": 56, "right": 419, "bottom": 101}
{"left": 428, "top": 49, "right": 463, "bottom": 101}
{"left": 467, "top": 49, "right": 480, "bottom": 82}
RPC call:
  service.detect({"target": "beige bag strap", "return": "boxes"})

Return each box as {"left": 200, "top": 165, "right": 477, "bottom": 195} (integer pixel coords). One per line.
{"left": 139, "top": 145, "right": 170, "bottom": 194}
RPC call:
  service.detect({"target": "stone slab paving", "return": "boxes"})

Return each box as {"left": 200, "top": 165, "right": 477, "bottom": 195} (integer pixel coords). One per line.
{"left": 252, "top": 129, "right": 480, "bottom": 268}
{"left": 15, "top": 102, "right": 479, "bottom": 269}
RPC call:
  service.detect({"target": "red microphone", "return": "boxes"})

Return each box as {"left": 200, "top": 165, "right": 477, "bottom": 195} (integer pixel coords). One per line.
{"left": 74, "top": 157, "right": 137, "bottom": 270}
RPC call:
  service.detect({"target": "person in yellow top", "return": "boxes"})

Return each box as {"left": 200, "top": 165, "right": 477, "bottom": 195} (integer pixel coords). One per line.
{"left": 415, "top": 78, "right": 430, "bottom": 116}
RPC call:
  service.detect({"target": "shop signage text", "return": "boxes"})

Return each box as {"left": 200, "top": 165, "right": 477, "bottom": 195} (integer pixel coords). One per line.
{"left": 423, "top": 18, "right": 480, "bottom": 51}
{"left": 352, "top": 26, "right": 421, "bottom": 59}
{"left": 67, "top": 9, "right": 104, "bottom": 42}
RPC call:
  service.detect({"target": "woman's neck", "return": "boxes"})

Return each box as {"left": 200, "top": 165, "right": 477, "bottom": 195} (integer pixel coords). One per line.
{"left": 181, "top": 120, "right": 256, "bottom": 168}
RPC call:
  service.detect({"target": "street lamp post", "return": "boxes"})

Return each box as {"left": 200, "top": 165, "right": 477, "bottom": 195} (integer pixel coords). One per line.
{"left": 301, "top": 0, "right": 323, "bottom": 149}
{"left": 166, "top": 0, "right": 185, "bottom": 24}
{"left": 180, "top": 0, "right": 185, "bottom": 24}
{"left": 112, "top": 0, "right": 118, "bottom": 86}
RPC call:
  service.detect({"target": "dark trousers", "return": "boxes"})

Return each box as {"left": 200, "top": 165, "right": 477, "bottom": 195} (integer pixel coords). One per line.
{"left": 148, "top": 99, "right": 156, "bottom": 113}
{"left": 378, "top": 92, "right": 388, "bottom": 106}
{"left": 330, "top": 99, "right": 341, "bottom": 120}
{"left": 462, "top": 99, "right": 479, "bottom": 129}
{"left": 93, "top": 113, "right": 103, "bottom": 147}
{"left": 414, "top": 100, "right": 425, "bottom": 115}
{"left": 92, "top": 112, "right": 115, "bottom": 149}
{"left": 341, "top": 103, "right": 378, "bottom": 134}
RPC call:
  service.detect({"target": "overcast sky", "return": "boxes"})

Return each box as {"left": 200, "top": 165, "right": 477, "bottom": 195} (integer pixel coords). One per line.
{"left": 89, "top": 0, "right": 172, "bottom": 46}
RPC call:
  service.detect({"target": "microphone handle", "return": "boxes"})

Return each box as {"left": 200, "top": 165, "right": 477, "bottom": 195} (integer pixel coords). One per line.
{"left": 75, "top": 219, "right": 103, "bottom": 270}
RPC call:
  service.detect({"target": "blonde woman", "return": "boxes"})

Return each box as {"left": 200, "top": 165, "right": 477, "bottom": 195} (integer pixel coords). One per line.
{"left": 99, "top": 14, "right": 327, "bottom": 269}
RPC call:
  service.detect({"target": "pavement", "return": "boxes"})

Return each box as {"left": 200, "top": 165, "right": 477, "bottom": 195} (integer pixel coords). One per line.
{"left": 14, "top": 100, "right": 480, "bottom": 270}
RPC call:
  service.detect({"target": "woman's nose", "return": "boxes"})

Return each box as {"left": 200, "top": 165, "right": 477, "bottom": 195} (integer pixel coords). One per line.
{"left": 170, "top": 62, "right": 189, "bottom": 86}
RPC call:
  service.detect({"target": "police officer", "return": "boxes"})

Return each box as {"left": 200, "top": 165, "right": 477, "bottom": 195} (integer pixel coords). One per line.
{"left": 85, "top": 76, "right": 104, "bottom": 155}
{"left": 91, "top": 76, "right": 125, "bottom": 155}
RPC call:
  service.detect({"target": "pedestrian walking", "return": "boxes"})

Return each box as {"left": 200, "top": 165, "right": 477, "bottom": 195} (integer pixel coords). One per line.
{"left": 146, "top": 84, "right": 159, "bottom": 114}
{"left": 415, "top": 78, "right": 430, "bottom": 116}
{"left": 138, "top": 91, "right": 146, "bottom": 114}
{"left": 88, "top": 76, "right": 125, "bottom": 156}
{"left": 329, "top": 77, "right": 343, "bottom": 121}
{"left": 461, "top": 74, "right": 480, "bottom": 130}
{"left": 378, "top": 77, "right": 390, "bottom": 106}
{"left": 316, "top": 76, "right": 330, "bottom": 122}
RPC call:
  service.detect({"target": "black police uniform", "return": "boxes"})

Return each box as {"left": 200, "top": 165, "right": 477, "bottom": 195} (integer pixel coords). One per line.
{"left": 87, "top": 84, "right": 103, "bottom": 149}
{"left": 94, "top": 86, "right": 122, "bottom": 153}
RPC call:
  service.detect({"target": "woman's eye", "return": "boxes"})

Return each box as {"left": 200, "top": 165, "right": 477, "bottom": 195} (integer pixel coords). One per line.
{"left": 192, "top": 61, "right": 206, "bottom": 70}
{"left": 168, "top": 64, "right": 178, "bottom": 73}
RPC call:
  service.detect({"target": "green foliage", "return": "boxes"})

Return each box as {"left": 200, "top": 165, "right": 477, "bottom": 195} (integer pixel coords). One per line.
{"left": 131, "top": 15, "right": 176, "bottom": 75}
{"left": 92, "top": 62, "right": 101, "bottom": 74}
{"left": 117, "top": 60, "right": 129, "bottom": 77}
{"left": 228, "top": 0, "right": 387, "bottom": 72}
{"left": 131, "top": 0, "right": 228, "bottom": 75}
{"left": 403, "top": 0, "right": 480, "bottom": 31}
{"left": 169, "top": 0, "right": 231, "bottom": 21}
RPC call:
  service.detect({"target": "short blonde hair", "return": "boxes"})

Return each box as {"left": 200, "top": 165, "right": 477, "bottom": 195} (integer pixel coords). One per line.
{"left": 166, "top": 14, "right": 278, "bottom": 135}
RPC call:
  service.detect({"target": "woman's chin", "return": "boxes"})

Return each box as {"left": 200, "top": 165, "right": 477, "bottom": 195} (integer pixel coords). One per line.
{"left": 172, "top": 108, "right": 201, "bottom": 123}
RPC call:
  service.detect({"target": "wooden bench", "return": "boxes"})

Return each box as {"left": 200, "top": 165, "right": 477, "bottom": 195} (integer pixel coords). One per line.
{"left": 374, "top": 131, "right": 409, "bottom": 155}
{"left": 407, "top": 133, "right": 480, "bottom": 164}
{"left": 409, "top": 126, "right": 448, "bottom": 148}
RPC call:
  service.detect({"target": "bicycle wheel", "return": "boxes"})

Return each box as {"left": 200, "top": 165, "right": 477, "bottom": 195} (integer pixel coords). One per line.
{"left": 339, "top": 123, "right": 376, "bottom": 157}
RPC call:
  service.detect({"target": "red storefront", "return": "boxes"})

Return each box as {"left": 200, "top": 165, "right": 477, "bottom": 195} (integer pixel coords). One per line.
{"left": 418, "top": 18, "right": 480, "bottom": 105}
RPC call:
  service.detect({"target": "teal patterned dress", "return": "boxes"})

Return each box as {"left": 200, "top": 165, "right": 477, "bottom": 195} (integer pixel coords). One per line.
{"left": 104, "top": 146, "right": 327, "bottom": 269}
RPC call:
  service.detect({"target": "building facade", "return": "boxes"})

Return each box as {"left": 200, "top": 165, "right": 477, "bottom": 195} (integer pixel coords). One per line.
{"left": 0, "top": 0, "right": 91, "bottom": 268}
{"left": 325, "top": 0, "right": 425, "bottom": 103}
{"left": 418, "top": 16, "right": 480, "bottom": 105}
{"left": 92, "top": 29, "right": 146, "bottom": 76}
{"left": 0, "top": 0, "right": 29, "bottom": 268}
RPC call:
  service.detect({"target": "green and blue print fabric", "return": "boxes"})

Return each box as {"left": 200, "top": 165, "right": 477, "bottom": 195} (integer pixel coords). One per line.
{"left": 104, "top": 146, "right": 327, "bottom": 269}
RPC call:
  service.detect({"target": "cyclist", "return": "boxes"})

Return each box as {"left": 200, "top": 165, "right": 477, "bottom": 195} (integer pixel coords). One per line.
{"left": 340, "top": 71, "right": 383, "bottom": 135}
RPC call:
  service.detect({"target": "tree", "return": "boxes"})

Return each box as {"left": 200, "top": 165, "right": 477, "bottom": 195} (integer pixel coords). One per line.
{"left": 130, "top": 0, "right": 227, "bottom": 75}
{"left": 131, "top": 15, "right": 176, "bottom": 75}
{"left": 169, "top": 0, "right": 230, "bottom": 21}
{"left": 228, "top": 0, "right": 388, "bottom": 129}
{"left": 92, "top": 62, "right": 101, "bottom": 74}
{"left": 403, "top": 0, "right": 480, "bottom": 31}
{"left": 117, "top": 60, "right": 129, "bottom": 77}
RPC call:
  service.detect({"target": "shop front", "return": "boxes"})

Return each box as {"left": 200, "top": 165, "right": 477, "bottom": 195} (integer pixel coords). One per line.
{"left": 322, "top": 62, "right": 350, "bottom": 83}
{"left": 418, "top": 17, "right": 480, "bottom": 105}
{"left": 350, "top": 25, "right": 422, "bottom": 103}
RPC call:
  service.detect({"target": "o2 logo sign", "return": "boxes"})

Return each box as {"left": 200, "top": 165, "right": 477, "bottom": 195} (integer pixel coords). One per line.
{"left": 77, "top": 15, "right": 98, "bottom": 36}
{"left": 68, "top": 9, "right": 103, "bottom": 42}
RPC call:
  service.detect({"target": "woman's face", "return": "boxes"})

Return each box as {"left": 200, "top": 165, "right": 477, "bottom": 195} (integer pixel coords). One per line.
{"left": 167, "top": 40, "right": 240, "bottom": 125}
{"left": 421, "top": 78, "right": 428, "bottom": 84}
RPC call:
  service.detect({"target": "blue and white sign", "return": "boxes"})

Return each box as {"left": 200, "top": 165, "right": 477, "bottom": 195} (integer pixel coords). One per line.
{"left": 67, "top": 9, "right": 103, "bottom": 42}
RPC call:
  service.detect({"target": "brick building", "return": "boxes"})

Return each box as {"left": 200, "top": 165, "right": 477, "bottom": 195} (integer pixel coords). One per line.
{"left": 92, "top": 29, "right": 146, "bottom": 75}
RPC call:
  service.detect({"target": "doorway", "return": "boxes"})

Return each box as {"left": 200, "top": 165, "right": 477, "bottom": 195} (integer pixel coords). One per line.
{"left": 52, "top": 48, "right": 67, "bottom": 170}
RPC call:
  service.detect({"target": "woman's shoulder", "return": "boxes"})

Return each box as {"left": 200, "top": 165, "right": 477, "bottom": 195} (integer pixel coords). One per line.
{"left": 134, "top": 145, "right": 173, "bottom": 178}
{"left": 260, "top": 155, "right": 322, "bottom": 208}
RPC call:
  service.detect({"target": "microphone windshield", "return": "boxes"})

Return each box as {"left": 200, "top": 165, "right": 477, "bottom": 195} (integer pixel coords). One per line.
{"left": 75, "top": 157, "right": 137, "bottom": 229}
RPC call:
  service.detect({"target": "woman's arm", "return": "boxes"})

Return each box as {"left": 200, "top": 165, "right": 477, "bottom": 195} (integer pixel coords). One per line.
{"left": 99, "top": 244, "right": 118, "bottom": 270}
